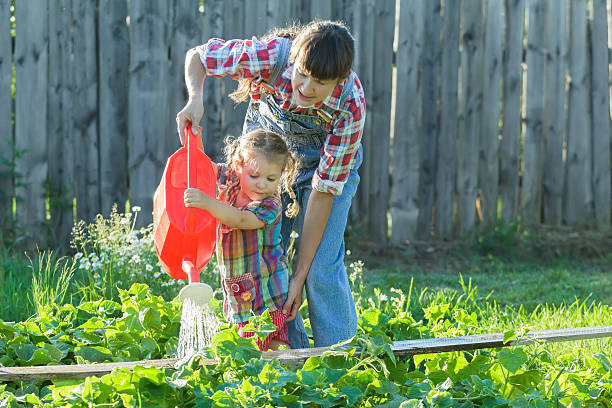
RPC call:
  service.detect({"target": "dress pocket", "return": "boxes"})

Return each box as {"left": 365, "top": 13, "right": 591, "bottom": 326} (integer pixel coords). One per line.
{"left": 223, "top": 272, "right": 256, "bottom": 313}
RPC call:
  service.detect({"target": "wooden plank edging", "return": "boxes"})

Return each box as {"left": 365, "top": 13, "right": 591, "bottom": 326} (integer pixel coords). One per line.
{"left": 1, "top": 326, "right": 611, "bottom": 382}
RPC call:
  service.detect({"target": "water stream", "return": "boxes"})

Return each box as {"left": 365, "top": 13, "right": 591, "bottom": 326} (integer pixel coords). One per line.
{"left": 177, "top": 299, "right": 221, "bottom": 360}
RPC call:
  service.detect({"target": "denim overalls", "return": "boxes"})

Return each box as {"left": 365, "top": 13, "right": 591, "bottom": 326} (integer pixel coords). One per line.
{"left": 241, "top": 38, "right": 362, "bottom": 348}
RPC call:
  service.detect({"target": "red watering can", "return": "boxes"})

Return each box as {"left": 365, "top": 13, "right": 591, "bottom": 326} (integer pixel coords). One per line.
{"left": 153, "top": 124, "right": 218, "bottom": 305}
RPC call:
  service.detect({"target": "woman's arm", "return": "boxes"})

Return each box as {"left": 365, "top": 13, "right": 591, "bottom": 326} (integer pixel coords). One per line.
{"left": 283, "top": 190, "right": 333, "bottom": 321}
{"left": 184, "top": 188, "right": 265, "bottom": 230}
{"left": 176, "top": 48, "right": 207, "bottom": 143}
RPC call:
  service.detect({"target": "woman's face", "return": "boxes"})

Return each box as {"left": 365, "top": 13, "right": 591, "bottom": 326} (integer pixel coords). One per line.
{"left": 291, "top": 58, "right": 339, "bottom": 108}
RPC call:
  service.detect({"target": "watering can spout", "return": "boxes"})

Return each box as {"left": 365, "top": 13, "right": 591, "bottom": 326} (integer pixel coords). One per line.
{"left": 178, "top": 259, "right": 213, "bottom": 306}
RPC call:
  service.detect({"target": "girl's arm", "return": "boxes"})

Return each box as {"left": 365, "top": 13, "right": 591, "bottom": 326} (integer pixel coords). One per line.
{"left": 283, "top": 190, "right": 333, "bottom": 321}
{"left": 184, "top": 188, "right": 264, "bottom": 230}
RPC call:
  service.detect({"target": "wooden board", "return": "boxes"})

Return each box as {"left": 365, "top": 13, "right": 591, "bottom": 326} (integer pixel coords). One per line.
{"left": 98, "top": 0, "right": 129, "bottom": 218}
{"left": 416, "top": 0, "right": 440, "bottom": 238}
{"left": 542, "top": 0, "right": 567, "bottom": 225}
{"left": 128, "top": 0, "right": 170, "bottom": 227}
{"left": 390, "top": 0, "right": 424, "bottom": 244}
{"left": 14, "top": 0, "right": 48, "bottom": 248}
{"left": 1, "top": 326, "right": 610, "bottom": 382}
{"left": 435, "top": 0, "right": 460, "bottom": 237}
{"left": 521, "top": 0, "right": 547, "bottom": 225}
{"left": 589, "top": 0, "right": 611, "bottom": 227}
{"left": 72, "top": 0, "right": 99, "bottom": 225}
{"left": 499, "top": 0, "right": 525, "bottom": 222}
{"left": 0, "top": 0, "right": 12, "bottom": 227}
{"left": 478, "top": 0, "right": 503, "bottom": 226}
{"left": 564, "top": 0, "right": 591, "bottom": 225}
{"left": 456, "top": 1, "right": 484, "bottom": 234}
{"left": 47, "top": 0, "right": 75, "bottom": 250}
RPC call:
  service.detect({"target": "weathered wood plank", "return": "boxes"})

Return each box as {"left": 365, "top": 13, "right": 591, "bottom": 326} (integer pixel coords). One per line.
{"left": 72, "top": 0, "right": 99, "bottom": 224}
{"left": 309, "top": 0, "right": 333, "bottom": 21}
{"left": 99, "top": 0, "right": 129, "bottom": 218}
{"left": 500, "top": 0, "right": 524, "bottom": 223}
{"left": 169, "top": 0, "right": 201, "bottom": 158}
{"left": 478, "top": 0, "right": 504, "bottom": 226}
{"left": 435, "top": 0, "right": 460, "bottom": 237}
{"left": 542, "top": 0, "right": 567, "bottom": 226}
{"left": 221, "top": 0, "right": 248, "bottom": 143}
{"left": 457, "top": 1, "right": 484, "bottom": 234}
{"left": 244, "top": 0, "right": 268, "bottom": 39}
{"left": 351, "top": 0, "right": 376, "bottom": 228}
{"left": 521, "top": 0, "right": 547, "bottom": 225}
{"left": 366, "top": 0, "right": 394, "bottom": 241}
{"left": 2, "top": 326, "right": 610, "bottom": 382}
{"left": 390, "top": 0, "right": 424, "bottom": 244}
{"left": 590, "top": 0, "right": 611, "bottom": 227}
{"left": 0, "top": 0, "right": 13, "bottom": 228}
{"left": 14, "top": 0, "right": 48, "bottom": 248}
{"left": 128, "top": 0, "right": 170, "bottom": 227}
{"left": 564, "top": 0, "right": 591, "bottom": 225}
{"left": 416, "top": 0, "right": 440, "bottom": 238}
{"left": 47, "top": 0, "right": 74, "bottom": 249}
{"left": 201, "top": 0, "right": 225, "bottom": 161}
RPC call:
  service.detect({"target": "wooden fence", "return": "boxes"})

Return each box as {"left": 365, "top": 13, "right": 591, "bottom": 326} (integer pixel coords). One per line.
{"left": 0, "top": 0, "right": 611, "bottom": 249}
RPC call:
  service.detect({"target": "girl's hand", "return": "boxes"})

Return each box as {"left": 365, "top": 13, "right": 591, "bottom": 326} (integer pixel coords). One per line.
{"left": 176, "top": 98, "right": 204, "bottom": 145}
{"left": 184, "top": 188, "right": 210, "bottom": 209}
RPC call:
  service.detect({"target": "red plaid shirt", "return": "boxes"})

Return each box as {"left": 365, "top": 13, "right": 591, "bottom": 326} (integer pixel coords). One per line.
{"left": 198, "top": 37, "right": 366, "bottom": 196}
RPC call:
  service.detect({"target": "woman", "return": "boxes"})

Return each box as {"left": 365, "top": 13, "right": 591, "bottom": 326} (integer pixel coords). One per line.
{"left": 176, "top": 20, "right": 366, "bottom": 349}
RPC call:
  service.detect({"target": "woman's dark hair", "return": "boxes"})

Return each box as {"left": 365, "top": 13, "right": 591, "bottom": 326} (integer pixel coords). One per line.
{"left": 229, "top": 20, "right": 354, "bottom": 103}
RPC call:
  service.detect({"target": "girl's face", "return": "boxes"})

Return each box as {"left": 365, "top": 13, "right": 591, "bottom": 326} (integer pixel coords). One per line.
{"left": 291, "top": 58, "right": 339, "bottom": 108}
{"left": 236, "top": 153, "right": 284, "bottom": 201}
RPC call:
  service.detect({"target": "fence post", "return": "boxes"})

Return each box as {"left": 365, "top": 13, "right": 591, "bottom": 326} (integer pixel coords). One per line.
{"left": 390, "top": 0, "right": 424, "bottom": 244}
{"left": 0, "top": 0, "right": 12, "bottom": 232}
{"left": 14, "top": 0, "right": 48, "bottom": 248}
{"left": 457, "top": 1, "right": 484, "bottom": 235}
{"left": 435, "top": 0, "right": 460, "bottom": 237}
{"left": 564, "top": 0, "right": 591, "bottom": 225}
{"left": 201, "top": 0, "right": 225, "bottom": 162}
{"left": 48, "top": 0, "right": 75, "bottom": 249}
{"left": 128, "top": 0, "right": 170, "bottom": 228}
{"left": 521, "top": 0, "right": 547, "bottom": 226}
{"left": 479, "top": 0, "right": 504, "bottom": 227}
{"left": 416, "top": 0, "right": 441, "bottom": 238}
{"left": 72, "top": 1, "right": 99, "bottom": 225}
{"left": 590, "top": 0, "right": 611, "bottom": 228}
{"left": 542, "top": 0, "right": 568, "bottom": 226}
{"left": 499, "top": 0, "right": 525, "bottom": 223}
{"left": 99, "top": 0, "right": 129, "bottom": 219}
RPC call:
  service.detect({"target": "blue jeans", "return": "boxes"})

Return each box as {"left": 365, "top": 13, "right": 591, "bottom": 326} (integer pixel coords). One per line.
{"left": 281, "top": 152, "right": 361, "bottom": 348}
{"left": 243, "top": 91, "right": 361, "bottom": 348}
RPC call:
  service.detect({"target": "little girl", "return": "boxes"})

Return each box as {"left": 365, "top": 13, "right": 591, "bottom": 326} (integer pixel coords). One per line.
{"left": 184, "top": 128, "right": 299, "bottom": 351}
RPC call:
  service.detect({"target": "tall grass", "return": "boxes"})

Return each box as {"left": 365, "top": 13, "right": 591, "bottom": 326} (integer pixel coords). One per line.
{"left": 28, "top": 251, "right": 75, "bottom": 316}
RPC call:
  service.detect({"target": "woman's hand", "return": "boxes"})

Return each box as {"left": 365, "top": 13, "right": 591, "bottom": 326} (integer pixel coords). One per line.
{"left": 184, "top": 188, "right": 210, "bottom": 209}
{"left": 283, "top": 275, "right": 305, "bottom": 322}
{"left": 176, "top": 98, "right": 204, "bottom": 145}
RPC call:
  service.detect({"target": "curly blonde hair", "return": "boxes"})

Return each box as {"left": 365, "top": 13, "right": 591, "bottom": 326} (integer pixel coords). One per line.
{"left": 224, "top": 129, "right": 300, "bottom": 218}
{"left": 229, "top": 20, "right": 354, "bottom": 103}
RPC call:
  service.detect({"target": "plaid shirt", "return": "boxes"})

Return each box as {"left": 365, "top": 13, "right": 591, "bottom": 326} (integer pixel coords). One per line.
{"left": 216, "top": 167, "right": 289, "bottom": 323}
{"left": 198, "top": 37, "right": 366, "bottom": 196}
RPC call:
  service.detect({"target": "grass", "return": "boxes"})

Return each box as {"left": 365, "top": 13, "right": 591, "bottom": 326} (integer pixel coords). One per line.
{"left": 0, "top": 209, "right": 610, "bottom": 370}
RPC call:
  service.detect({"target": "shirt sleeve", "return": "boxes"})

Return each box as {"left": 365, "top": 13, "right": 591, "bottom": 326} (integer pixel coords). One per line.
{"left": 197, "top": 37, "right": 281, "bottom": 81}
{"left": 312, "top": 78, "right": 366, "bottom": 196}
{"left": 244, "top": 195, "right": 281, "bottom": 226}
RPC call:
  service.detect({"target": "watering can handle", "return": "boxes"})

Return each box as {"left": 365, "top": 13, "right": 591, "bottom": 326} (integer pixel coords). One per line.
{"left": 186, "top": 123, "right": 198, "bottom": 233}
